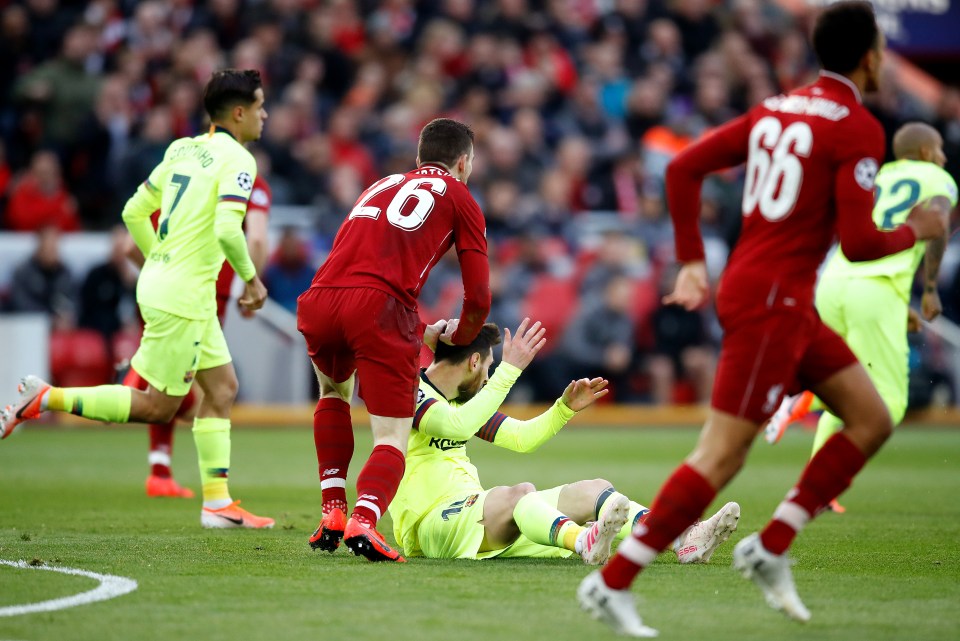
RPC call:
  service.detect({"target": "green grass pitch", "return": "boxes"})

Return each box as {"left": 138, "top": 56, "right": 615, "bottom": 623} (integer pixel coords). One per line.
{"left": 1, "top": 424, "right": 958, "bottom": 641}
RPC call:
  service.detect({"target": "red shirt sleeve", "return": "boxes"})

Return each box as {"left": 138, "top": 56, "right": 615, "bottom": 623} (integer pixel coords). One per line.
{"left": 247, "top": 177, "right": 272, "bottom": 217}
{"left": 666, "top": 114, "right": 752, "bottom": 262}
{"left": 833, "top": 123, "right": 915, "bottom": 261}
{"left": 451, "top": 185, "right": 490, "bottom": 344}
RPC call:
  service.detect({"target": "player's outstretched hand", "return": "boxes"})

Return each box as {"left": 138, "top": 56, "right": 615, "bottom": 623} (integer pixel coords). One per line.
{"left": 239, "top": 275, "right": 268, "bottom": 312}
{"left": 662, "top": 261, "right": 708, "bottom": 310}
{"left": 906, "top": 197, "right": 950, "bottom": 241}
{"left": 501, "top": 317, "right": 546, "bottom": 371}
{"left": 438, "top": 318, "right": 460, "bottom": 345}
{"left": 921, "top": 290, "right": 942, "bottom": 322}
{"left": 424, "top": 319, "right": 451, "bottom": 352}
{"left": 561, "top": 377, "right": 609, "bottom": 412}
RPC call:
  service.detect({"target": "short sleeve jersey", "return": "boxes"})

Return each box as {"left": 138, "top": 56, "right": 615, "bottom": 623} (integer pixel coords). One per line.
{"left": 137, "top": 130, "right": 257, "bottom": 320}
{"left": 822, "top": 160, "right": 958, "bottom": 301}
{"left": 719, "top": 73, "right": 886, "bottom": 304}
{"left": 309, "top": 164, "right": 487, "bottom": 309}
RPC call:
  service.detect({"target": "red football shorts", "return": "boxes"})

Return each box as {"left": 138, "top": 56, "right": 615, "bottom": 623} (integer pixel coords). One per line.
{"left": 711, "top": 295, "right": 857, "bottom": 424}
{"left": 297, "top": 286, "right": 424, "bottom": 418}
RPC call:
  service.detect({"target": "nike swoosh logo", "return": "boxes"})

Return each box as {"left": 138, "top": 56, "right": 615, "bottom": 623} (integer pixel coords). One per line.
{"left": 15, "top": 396, "right": 37, "bottom": 419}
{"left": 218, "top": 515, "right": 244, "bottom": 525}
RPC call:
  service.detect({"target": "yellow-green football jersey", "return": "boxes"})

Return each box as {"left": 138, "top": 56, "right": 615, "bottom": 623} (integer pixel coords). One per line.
{"left": 391, "top": 375, "right": 488, "bottom": 556}
{"left": 137, "top": 130, "right": 257, "bottom": 320}
{"left": 822, "top": 159, "right": 958, "bottom": 301}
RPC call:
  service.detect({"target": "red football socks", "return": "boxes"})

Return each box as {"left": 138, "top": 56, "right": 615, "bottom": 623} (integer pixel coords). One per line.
{"left": 602, "top": 463, "right": 716, "bottom": 590}
{"left": 760, "top": 432, "right": 866, "bottom": 555}
{"left": 314, "top": 398, "right": 354, "bottom": 514}
{"left": 352, "top": 444, "right": 405, "bottom": 527}
{"left": 148, "top": 422, "right": 175, "bottom": 478}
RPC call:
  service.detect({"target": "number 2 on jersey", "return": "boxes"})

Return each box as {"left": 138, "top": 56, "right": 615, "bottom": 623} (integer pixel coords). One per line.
{"left": 158, "top": 173, "right": 191, "bottom": 241}
{"left": 876, "top": 178, "right": 920, "bottom": 230}
{"left": 743, "top": 117, "right": 813, "bottom": 222}
{"left": 348, "top": 174, "right": 447, "bottom": 231}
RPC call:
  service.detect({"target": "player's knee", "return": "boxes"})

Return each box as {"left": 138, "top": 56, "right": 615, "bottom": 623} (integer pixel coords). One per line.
{"left": 584, "top": 478, "right": 612, "bottom": 495}
{"left": 511, "top": 483, "right": 537, "bottom": 501}
{"left": 207, "top": 377, "right": 239, "bottom": 410}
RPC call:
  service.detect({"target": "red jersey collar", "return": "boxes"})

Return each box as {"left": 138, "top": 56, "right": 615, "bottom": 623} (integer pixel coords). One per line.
{"left": 818, "top": 71, "right": 863, "bottom": 104}
{"left": 417, "top": 162, "right": 452, "bottom": 176}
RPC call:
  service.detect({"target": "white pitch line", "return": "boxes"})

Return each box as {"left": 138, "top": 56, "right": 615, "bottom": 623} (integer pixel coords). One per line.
{"left": 0, "top": 559, "right": 138, "bottom": 617}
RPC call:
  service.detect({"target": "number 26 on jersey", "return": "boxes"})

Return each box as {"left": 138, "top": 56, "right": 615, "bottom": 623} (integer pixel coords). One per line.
{"left": 348, "top": 174, "right": 447, "bottom": 231}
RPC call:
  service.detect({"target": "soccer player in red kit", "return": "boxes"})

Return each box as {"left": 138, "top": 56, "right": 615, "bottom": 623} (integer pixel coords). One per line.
{"left": 125, "top": 175, "right": 271, "bottom": 498}
{"left": 298, "top": 118, "right": 490, "bottom": 562}
{"left": 577, "top": 3, "right": 948, "bottom": 636}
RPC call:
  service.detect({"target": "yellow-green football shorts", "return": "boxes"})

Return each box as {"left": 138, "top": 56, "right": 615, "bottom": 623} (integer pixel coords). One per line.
{"left": 130, "top": 305, "right": 232, "bottom": 397}
{"left": 416, "top": 486, "right": 573, "bottom": 560}
{"left": 815, "top": 275, "right": 909, "bottom": 423}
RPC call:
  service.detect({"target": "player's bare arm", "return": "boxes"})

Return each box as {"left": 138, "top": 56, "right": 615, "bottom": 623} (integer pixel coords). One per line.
{"left": 920, "top": 195, "right": 951, "bottom": 320}
{"left": 905, "top": 196, "right": 950, "bottom": 242}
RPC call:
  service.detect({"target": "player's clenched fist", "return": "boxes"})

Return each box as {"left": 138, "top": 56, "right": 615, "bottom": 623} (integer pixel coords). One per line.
{"left": 501, "top": 317, "right": 547, "bottom": 371}
{"left": 239, "top": 275, "right": 268, "bottom": 312}
{"left": 663, "top": 261, "right": 709, "bottom": 311}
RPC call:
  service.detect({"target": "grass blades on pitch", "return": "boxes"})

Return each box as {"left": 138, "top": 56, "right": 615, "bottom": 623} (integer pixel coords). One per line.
{"left": 1, "top": 424, "right": 958, "bottom": 641}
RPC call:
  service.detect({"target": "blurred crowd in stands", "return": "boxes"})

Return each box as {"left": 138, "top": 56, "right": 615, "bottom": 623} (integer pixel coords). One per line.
{"left": 1, "top": 0, "right": 958, "bottom": 406}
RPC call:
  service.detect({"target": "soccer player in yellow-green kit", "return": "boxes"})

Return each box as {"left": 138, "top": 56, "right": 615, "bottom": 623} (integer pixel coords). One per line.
{"left": 764, "top": 122, "right": 957, "bottom": 511}
{"left": 1, "top": 69, "right": 275, "bottom": 529}
{"left": 389, "top": 318, "right": 740, "bottom": 564}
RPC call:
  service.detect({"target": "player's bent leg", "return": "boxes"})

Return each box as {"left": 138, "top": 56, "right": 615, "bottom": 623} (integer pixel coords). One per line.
{"left": 556, "top": 479, "right": 614, "bottom": 523}
{"left": 479, "top": 484, "right": 535, "bottom": 551}
{"left": 814, "top": 363, "right": 892, "bottom": 458}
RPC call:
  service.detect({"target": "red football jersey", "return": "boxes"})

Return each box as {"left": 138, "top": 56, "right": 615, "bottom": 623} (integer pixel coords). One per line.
{"left": 215, "top": 175, "right": 272, "bottom": 312}
{"left": 310, "top": 163, "right": 490, "bottom": 342}
{"left": 667, "top": 72, "right": 915, "bottom": 307}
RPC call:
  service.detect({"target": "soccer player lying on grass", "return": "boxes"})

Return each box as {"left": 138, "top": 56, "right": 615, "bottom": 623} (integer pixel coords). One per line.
{"left": 385, "top": 318, "right": 740, "bottom": 564}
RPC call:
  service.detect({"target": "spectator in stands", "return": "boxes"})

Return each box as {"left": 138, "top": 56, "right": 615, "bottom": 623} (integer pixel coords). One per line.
{"left": 555, "top": 273, "right": 637, "bottom": 401}
{"left": 13, "top": 23, "right": 101, "bottom": 151}
{"left": 646, "top": 266, "right": 716, "bottom": 405}
{"left": 79, "top": 226, "right": 137, "bottom": 343}
{"left": 4, "top": 150, "right": 79, "bottom": 232}
{"left": 6, "top": 226, "right": 77, "bottom": 328}
{"left": 264, "top": 228, "right": 315, "bottom": 314}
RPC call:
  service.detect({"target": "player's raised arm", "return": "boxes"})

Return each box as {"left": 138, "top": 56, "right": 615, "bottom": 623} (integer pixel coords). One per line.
{"left": 417, "top": 320, "right": 545, "bottom": 440}
{"left": 478, "top": 377, "right": 609, "bottom": 453}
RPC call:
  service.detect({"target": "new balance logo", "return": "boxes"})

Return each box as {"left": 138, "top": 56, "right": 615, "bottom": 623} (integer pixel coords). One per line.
{"left": 322, "top": 468, "right": 341, "bottom": 476}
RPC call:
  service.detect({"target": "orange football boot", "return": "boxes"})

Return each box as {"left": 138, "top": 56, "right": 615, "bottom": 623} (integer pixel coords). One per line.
{"left": 1, "top": 376, "right": 51, "bottom": 440}
{"left": 146, "top": 475, "right": 195, "bottom": 498}
{"left": 343, "top": 517, "right": 406, "bottom": 562}
{"left": 201, "top": 501, "right": 275, "bottom": 529}
{"left": 309, "top": 507, "right": 347, "bottom": 551}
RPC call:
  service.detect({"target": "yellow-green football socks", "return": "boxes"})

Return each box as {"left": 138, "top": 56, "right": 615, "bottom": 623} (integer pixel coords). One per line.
{"left": 595, "top": 486, "right": 649, "bottom": 542}
{"left": 512, "top": 492, "right": 583, "bottom": 551}
{"left": 193, "top": 417, "right": 232, "bottom": 508}
{"left": 45, "top": 386, "right": 132, "bottom": 423}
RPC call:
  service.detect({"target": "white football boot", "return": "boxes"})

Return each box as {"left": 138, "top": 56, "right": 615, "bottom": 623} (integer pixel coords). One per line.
{"left": 732, "top": 533, "right": 811, "bottom": 622}
{"left": 675, "top": 501, "right": 741, "bottom": 564}
{"left": 578, "top": 493, "right": 630, "bottom": 565}
{"left": 577, "top": 571, "right": 659, "bottom": 638}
